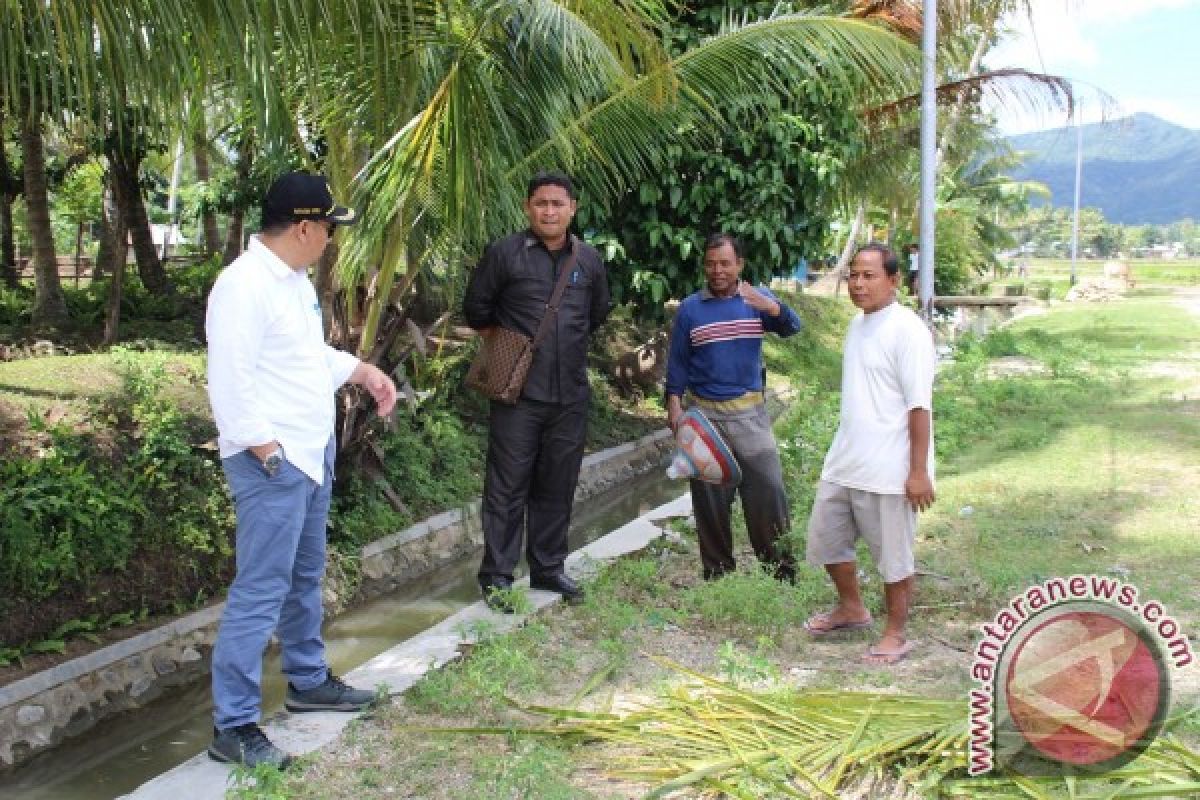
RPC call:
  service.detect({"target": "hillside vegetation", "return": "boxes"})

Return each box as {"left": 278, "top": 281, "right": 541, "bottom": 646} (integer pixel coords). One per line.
{"left": 1008, "top": 113, "right": 1200, "bottom": 224}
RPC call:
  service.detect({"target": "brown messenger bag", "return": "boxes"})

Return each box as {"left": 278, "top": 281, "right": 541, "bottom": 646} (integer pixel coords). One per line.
{"left": 465, "top": 235, "right": 579, "bottom": 404}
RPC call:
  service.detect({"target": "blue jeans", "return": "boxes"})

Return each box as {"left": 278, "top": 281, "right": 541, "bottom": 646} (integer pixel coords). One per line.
{"left": 211, "top": 438, "right": 334, "bottom": 730}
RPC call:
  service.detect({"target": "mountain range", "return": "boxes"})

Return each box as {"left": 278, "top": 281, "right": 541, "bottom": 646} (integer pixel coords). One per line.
{"left": 1005, "top": 113, "right": 1200, "bottom": 225}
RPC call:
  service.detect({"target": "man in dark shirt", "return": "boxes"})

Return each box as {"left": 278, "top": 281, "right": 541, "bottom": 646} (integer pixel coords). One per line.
{"left": 462, "top": 171, "right": 610, "bottom": 611}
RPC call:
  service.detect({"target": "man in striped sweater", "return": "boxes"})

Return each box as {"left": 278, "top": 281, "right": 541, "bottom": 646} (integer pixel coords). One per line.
{"left": 665, "top": 233, "right": 803, "bottom": 581}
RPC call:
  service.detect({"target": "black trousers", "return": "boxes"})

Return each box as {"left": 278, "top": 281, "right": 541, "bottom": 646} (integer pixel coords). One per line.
{"left": 478, "top": 397, "right": 588, "bottom": 584}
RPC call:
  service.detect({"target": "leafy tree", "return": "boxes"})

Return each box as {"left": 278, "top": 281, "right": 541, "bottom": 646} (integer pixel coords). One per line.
{"left": 53, "top": 160, "right": 105, "bottom": 269}
{"left": 579, "top": 1, "right": 865, "bottom": 311}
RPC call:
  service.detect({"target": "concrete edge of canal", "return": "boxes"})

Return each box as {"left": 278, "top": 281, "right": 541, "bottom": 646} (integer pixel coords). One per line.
{"left": 118, "top": 492, "right": 693, "bottom": 800}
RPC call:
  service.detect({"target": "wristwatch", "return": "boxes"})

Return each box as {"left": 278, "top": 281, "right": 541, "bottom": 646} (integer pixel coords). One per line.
{"left": 263, "top": 448, "right": 284, "bottom": 477}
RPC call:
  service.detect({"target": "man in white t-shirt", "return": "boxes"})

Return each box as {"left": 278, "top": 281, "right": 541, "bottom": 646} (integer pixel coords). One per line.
{"left": 804, "top": 243, "right": 935, "bottom": 665}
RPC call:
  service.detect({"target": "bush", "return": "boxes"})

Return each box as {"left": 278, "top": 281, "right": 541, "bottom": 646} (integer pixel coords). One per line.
{"left": 0, "top": 285, "right": 34, "bottom": 327}
{"left": 0, "top": 351, "right": 234, "bottom": 650}
{"left": 330, "top": 409, "right": 486, "bottom": 549}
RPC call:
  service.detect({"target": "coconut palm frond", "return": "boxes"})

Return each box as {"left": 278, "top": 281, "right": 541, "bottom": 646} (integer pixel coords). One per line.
{"left": 340, "top": 8, "right": 921, "bottom": 332}
{"left": 335, "top": 0, "right": 673, "bottom": 350}
{"left": 511, "top": 13, "right": 921, "bottom": 200}
{"left": 865, "top": 68, "right": 1075, "bottom": 130}
{"left": 414, "top": 658, "right": 1200, "bottom": 798}
{"left": 850, "top": 0, "right": 924, "bottom": 41}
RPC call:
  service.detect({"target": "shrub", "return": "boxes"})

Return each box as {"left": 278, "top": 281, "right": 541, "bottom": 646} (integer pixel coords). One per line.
{"left": 0, "top": 350, "right": 233, "bottom": 649}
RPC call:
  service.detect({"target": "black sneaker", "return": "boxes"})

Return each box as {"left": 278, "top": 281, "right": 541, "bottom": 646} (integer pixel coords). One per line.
{"left": 285, "top": 673, "right": 377, "bottom": 713}
{"left": 208, "top": 724, "right": 292, "bottom": 768}
{"left": 530, "top": 572, "right": 585, "bottom": 605}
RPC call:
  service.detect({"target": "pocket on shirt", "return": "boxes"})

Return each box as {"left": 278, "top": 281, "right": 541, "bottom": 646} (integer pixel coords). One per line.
{"left": 562, "top": 280, "right": 591, "bottom": 311}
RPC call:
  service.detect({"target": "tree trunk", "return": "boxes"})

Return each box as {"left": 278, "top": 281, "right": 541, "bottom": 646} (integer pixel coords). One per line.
{"left": 192, "top": 127, "right": 220, "bottom": 258}
{"left": 109, "top": 147, "right": 171, "bottom": 295}
{"left": 102, "top": 253, "right": 127, "bottom": 347}
{"left": 935, "top": 27, "right": 991, "bottom": 172}
{"left": 74, "top": 222, "right": 84, "bottom": 287}
{"left": 19, "top": 100, "right": 67, "bottom": 325}
{"left": 314, "top": 244, "right": 338, "bottom": 332}
{"left": 834, "top": 204, "right": 866, "bottom": 295}
{"left": 221, "top": 137, "right": 254, "bottom": 265}
{"left": 0, "top": 190, "right": 15, "bottom": 288}
{"left": 94, "top": 182, "right": 128, "bottom": 281}
{"left": 222, "top": 211, "right": 244, "bottom": 266}
{"left": 0, "top": 104, "right": 18, "bottom": 288}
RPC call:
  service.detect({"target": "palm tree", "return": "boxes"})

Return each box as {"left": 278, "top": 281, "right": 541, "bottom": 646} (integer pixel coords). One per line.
{"left": 0, "top": 101, "right": 19, "bottom": 289}
{"left": 1, "top": 1, "right": 1064, "bottom": 358}
{"left": 18, "top": 94, "right": 67, "bottom": 325}
{"left": 190, "top": 109, "right": 222, "bottom": 259}
{"left": 337, "top": 5, "right": 924, "bottom": 356}
{"left": 103, "top": 113, "right": 172, "bottom": 296}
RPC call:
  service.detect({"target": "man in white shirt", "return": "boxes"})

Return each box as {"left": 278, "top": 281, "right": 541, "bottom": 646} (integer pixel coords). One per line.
{"left": 804, "top": 243, "right": 935, "bottom": 666}
{"left": 205, "top": 172, "right": 397, "bottom": 767}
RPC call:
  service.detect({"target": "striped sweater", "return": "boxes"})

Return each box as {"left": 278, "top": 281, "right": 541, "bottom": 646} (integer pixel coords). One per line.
{"left": 665, "top": 284, "right": 802, "bottom": 402}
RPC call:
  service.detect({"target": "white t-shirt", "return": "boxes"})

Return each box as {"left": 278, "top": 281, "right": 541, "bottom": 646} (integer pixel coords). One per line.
{"left": 821, "top": 301, "right": 935, "bottom": 494}
{"left": 206, "top": 236, "right": 360, "bottom": 485}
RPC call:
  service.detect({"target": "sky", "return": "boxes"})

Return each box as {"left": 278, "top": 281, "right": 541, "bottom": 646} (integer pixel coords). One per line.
{"left": 987, "top": 0, "right": 1200, "bottom": 134}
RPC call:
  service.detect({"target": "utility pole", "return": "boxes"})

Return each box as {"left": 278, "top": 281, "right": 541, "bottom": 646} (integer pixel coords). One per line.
{"left": 1069, "top": 113, "right": 1084, "bottom": 287}
{"left": 918, "top": 0, "right": 938, "bottom": 319}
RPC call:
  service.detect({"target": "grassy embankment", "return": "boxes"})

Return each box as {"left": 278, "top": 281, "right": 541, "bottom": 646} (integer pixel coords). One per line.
{"left": 241, "top": 289, "right": 1200, "bottom": 799}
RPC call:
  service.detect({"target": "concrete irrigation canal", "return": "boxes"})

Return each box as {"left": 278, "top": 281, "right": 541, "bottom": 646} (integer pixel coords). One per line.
{"left": 0, "top": 431, "right": 689, "bottom": 800}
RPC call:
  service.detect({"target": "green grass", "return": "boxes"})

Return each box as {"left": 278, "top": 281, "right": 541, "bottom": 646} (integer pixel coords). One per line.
{"left": 406, "top": 619, "right": 557, "bottom": 717}
{"left": 678, "top": 567, "right": 822, "bottom": 635}
{"left": 1020, "top": 257, "right": 1200, "bottom": 288}
{"left": 461, "top": 738, "right": 597, "bottom": 800}
{"left": 921, "top": 297, "right": 1200, "bottom": 619}
{"left": 0, "top": 351, "right": 208, "bottom": 419}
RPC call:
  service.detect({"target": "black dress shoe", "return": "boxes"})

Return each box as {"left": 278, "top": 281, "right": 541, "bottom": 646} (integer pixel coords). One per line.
{"left": 480, "top": 576, "right": 517, "bottom": 613}
{"left": 772, "top": 561, "right": 797, "bottom": 585}
{"left": 530, "top": 572, "right": 585, "bottom": 605}
{"left": 702, "top": 565, "right": 732, "bottom": 582}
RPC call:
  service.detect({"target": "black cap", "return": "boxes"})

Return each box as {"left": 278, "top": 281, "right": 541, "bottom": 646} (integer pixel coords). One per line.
{"left": 263, "top": 172, "right": 358, "bottom": 226}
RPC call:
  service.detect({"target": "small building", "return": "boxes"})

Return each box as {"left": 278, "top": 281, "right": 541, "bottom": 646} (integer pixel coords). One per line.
{"left": 127, "top": 224, "right": 190, "bottom": 262}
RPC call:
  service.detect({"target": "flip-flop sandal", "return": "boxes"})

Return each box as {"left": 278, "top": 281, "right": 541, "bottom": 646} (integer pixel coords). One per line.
{"left": 862, "top": 640, "right": 916, "bottom": 666}
{"left": 803, "top": 611, "right": 874, "bottom": 636}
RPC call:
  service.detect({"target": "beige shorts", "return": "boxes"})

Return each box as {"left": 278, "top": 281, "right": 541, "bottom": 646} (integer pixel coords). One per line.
{"left": 806, "top": 480, "right": 917, "bottom": 583}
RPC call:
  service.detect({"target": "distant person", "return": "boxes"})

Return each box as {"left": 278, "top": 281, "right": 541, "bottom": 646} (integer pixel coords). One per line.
{"left": 664, "top": 233, "right": 802, "bottom": 581}
{"left": 804, "top": 243, "right": 935, "bottom": 666}
{"left": 904, "top": 243, "right": 920, "bottom": 295}
{"left": 205, "top": 172, "right": 398, "bottom": 768}
{"left": 462, "top": 171, "right": 611, "bottom": 612}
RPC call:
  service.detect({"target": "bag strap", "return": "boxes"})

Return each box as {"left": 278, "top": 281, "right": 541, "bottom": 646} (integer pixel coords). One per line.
{"left": 529, "top": 234, "right": 580, "bottom": 350}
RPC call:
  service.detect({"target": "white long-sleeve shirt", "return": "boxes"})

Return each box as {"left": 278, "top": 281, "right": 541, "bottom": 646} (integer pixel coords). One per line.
{"left": 205, "top": 236, "right": 359, "bottom": 484}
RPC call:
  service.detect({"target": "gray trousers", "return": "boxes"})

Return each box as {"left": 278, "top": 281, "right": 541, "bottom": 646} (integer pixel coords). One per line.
{"left": 689, "top": 403, "right": 793, "bottom": 579}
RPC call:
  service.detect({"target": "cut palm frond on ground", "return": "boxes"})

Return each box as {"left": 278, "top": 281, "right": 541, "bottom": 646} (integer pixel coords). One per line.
{"left": 420, "top": 657, "right": 1200, "bottom": 799}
